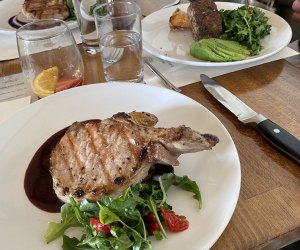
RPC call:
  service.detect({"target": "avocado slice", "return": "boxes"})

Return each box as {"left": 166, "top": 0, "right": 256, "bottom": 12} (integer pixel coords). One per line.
{"left": 190, "top": 38, "right": 251, "bottom": 62}
{"left": 190, "top": 41, "right": 229, "bottom": 62}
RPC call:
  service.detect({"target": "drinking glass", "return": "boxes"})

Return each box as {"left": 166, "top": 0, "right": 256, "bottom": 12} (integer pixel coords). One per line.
{"left": 72, "top": 0, "right": 105, "bottom": 54}
{"left": 94, "top": 1, "right": 144, "bottom": 83}
{"left": 16, "top": 19, "right": 84, "bottom": 102}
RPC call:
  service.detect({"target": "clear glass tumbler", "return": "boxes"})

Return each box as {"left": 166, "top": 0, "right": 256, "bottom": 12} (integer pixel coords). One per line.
{"left": 72, "top": 0, "right": 106, "bottom": 55}
{"left": 94, "top": 1, "right": 144, "bottom": 83}
{"left": 16, "top": 19, "right": 84, "bottom": 102}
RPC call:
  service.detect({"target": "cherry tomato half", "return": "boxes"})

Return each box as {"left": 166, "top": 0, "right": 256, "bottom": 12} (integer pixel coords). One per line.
{"left": 144, "top": 212, "right": 160, "bottom": 235}
{"left": 90, "top": 217, "right": 111, "bottom": 236}
{"left": 160, "top": 207, "right": 189, "bottom": 232}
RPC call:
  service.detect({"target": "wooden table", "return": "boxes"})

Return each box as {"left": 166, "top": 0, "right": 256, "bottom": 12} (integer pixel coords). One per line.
{"left": 1, "top": 48, "right": 300, "bottom": 250}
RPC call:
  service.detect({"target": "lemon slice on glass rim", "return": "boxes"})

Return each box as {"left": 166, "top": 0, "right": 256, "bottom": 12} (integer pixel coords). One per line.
{"left": 32, "top": 66, "right": 58, "bottom": 98}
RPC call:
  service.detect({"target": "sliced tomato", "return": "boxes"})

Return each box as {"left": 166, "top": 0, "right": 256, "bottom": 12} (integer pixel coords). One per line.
{"left": 90, "top": 217, "right": 111, "bottom": 236}
{"left": 160, "top": 207, "right": 189, "bottom": 232}
{"left": 55, "top": 77, "right": 83, "bottom": 92}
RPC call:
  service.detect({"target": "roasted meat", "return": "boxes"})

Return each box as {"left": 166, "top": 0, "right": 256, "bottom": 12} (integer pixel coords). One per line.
{"left": 187, "top": 0, "right": 223, "bottom": 41}
{"left": 50, "top": 111, "right": 219, "bottom": 202}
{"left": 22, "top": 0, "right": 69, "bottom": 21}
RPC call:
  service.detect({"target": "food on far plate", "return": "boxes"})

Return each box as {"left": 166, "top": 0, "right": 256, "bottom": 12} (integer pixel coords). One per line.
{"left": 169, "top": 8, "right": 191, "bottom": 30}
{"left": 187, "top": 0, "right": 223, "bottom": 40}
{"left": 167, "top": 2, "right": 272, "bottom": 61}
{"left": 50, "top": 111, "right": 219, "bottom": 203}
{"left": 22, "top": 0, "right": 70, "bottom": 20}
{"left": 190, "top": 38, "right": 251, "bottom": 62}
{"left": 219, "top": 5, "right": 271, "bottom": 55}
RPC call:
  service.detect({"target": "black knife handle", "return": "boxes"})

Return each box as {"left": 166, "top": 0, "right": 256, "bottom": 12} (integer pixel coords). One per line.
{"left": 257, "top": 119, "right": 300, "bottom": 164}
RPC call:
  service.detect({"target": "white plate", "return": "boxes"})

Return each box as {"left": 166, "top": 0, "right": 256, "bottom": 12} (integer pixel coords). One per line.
{"left": 142, "top": 2, "right": 292, "bottom": 66}
{"left": 0, "top": 83, "right": 240, "bottom": 250}
{"left": 0, "top": 0, "right": 77, "bottom": 32}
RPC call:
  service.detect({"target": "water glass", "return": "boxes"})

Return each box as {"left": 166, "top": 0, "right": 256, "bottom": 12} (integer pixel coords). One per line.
{"left": 72, "top": 0, "right": 105, "bottom": 54}
{"left": 94, "top": 1, "right": 144, "bottom": 83}
{"left": 16, "top": 19, "right": 84, "bottom": 102}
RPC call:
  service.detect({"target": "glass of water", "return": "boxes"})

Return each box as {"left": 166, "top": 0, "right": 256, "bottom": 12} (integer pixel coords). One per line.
{"left": 72, "top": 0, "right": 105, "bottom": 55}
{"left": 94, "top": 1, "right": 143, "bottom": 83}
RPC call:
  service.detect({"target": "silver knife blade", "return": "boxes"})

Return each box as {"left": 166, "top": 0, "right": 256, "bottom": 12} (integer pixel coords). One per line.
{"left": 200, "top": 74, "right": 300, "bottom": 165}
{"left": 200, "top": 74, "right": 266, "bottom": 125}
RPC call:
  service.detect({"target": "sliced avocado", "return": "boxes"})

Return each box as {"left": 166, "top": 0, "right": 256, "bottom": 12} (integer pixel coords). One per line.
{"left": 212, "top": 46, "right": 248, "bottom": 61}
{"left": 190, "top": 41, "right": 229, "bottom": 62}
{"left": 190, "top": 38, "right": 251, "bottom": 62}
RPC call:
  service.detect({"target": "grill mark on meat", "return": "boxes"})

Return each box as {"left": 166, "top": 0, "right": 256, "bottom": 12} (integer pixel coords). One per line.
{"left": 66, "top": 130, "right": 80, "bottom": 183}
{"left": 87, "top": 122, "right": 113, "bottom": 195}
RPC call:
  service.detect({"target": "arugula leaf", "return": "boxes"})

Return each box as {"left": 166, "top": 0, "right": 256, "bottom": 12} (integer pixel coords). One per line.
{"left": 44, "top": 203, "right": 81, "bottom": 243}
{"left": 62, "top": 236, "right": 92, "bottom": 250}
{"left": 160, "top": 173, "right": 202, "bottom": 208}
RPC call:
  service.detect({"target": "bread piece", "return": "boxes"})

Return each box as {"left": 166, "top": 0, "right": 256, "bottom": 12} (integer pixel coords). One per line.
{"left": 169, "top": 8, "right": 191, "bottom": 30}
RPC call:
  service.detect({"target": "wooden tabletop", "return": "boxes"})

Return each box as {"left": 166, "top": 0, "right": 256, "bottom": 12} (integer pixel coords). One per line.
{"left": 1, "top": 49, "right": 300, "bottom": 250}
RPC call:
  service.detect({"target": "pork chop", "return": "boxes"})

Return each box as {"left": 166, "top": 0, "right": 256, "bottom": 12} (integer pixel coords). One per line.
{"left": 50, "top": 112, "right": 219, "bottom": 202}
{"left": 22, "top": 0, "right": 69, "bottom": 21}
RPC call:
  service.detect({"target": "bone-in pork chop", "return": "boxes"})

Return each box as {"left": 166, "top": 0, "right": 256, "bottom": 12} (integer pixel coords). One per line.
{"left": 22, "top": 0, "right": 69, "bottom": 21}
{"left": 50, "top": 112, "right": 219, "bottom": 202}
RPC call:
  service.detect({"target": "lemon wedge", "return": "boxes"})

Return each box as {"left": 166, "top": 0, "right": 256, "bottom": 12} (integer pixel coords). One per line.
{"left": 32, "top": 66, "right": 58, "bottom": 98}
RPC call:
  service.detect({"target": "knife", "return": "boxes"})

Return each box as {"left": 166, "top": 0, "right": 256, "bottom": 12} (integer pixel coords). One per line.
{"left": 200, "top": 74, "right": 300, "bottom": 164}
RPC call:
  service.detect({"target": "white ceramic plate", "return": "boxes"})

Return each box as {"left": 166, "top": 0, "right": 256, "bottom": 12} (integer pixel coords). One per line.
{"left": 0, "top": 0, "right": 77, "bottom": 32}
{"left": 142, "top": 2, "right": 292, "bottom": 66}
{"left": 0, "top": 83, "right": 240, "bottom": 250}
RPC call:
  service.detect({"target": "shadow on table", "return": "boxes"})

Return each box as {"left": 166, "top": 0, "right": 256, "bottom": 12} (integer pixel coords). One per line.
{"left": 280, "top": 240, "right": 300, "bottom": 250}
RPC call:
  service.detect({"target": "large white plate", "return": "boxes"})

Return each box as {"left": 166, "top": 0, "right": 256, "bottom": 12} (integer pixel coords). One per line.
{"left": 0, "top": 83, "right": 240, "bottom": 250}
{"left": 142, "top": 2, "right": 292, "bottom": 66}
{"left": 0, "top": 0, "right": 77, "bottom": 32}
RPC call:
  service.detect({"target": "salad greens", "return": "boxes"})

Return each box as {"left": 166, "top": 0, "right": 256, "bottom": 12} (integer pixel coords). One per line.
{"left": 65, "top": 0, "right": 77, "bottom": 21}
{"left": 45, "top": 165, "right": 202, "bottom": 250}
{"left": 219, "top": 5, "right": 272, "bottom": 55}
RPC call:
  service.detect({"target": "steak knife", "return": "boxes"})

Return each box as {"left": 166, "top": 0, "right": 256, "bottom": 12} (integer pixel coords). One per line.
{"left": 200, "top": 74, "right": 300, "bottom": 164}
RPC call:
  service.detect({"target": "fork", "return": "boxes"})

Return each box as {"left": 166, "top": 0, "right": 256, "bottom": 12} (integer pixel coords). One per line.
{"left": 144, "top": 57, "right": 181, "bottom": 92}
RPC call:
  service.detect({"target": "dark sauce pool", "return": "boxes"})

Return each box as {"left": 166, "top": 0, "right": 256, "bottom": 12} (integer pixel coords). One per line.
{"left": 24, "top": 127, "right": 68, "bottom": 213}
{"left": 24, "top": 119, "right": 101, "bottom": 213}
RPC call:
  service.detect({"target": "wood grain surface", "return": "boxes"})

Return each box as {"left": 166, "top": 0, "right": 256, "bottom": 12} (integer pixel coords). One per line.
{"left": 1, "top": 49, "right": 299, "bottom": 250}
{"left": 181, "top": 59, "right": 300, "bottom": 250}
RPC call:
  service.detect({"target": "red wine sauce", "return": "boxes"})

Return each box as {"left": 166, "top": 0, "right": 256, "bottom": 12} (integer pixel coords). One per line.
{"left": 24, "top": 127, "right": 68, "bottom": 213}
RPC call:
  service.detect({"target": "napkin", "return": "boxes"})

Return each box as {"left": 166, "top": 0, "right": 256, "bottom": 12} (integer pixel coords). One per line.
{"left": 0, "top": 96, "right": 31, "bottom": 123}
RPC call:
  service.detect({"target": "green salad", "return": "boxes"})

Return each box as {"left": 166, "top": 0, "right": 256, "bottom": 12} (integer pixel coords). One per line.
{"left": 44, "top": 165, "right": 201, "bottom": 250}
{"left": 219, "top": 5, "right": 272, "bottom": 55}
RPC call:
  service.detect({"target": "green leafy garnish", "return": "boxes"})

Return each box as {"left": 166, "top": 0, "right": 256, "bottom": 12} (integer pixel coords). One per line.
{"left": 65, "top": 0, "right": 77, "bottom": 21}
{"left": 219, "top": 5, "right": 271, "bottom": 55}
{"left": 44, "top": 203, "right": 81, "bottom": 243}
{"left": 44, "top": 165, "right": 202, "bottom": 250}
